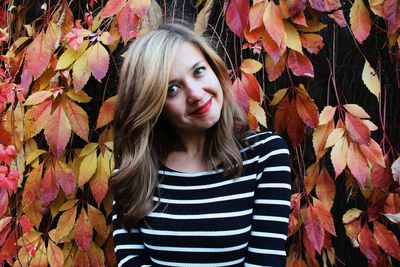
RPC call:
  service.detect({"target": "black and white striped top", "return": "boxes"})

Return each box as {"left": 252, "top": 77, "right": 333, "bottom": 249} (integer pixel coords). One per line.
{"left": 112, "top": 131, "right": 291, "bottom": 267}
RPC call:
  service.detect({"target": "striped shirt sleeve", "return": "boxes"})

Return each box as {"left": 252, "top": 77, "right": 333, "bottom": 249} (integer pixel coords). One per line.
{"left": 245, "top": 134, "right": 291, "bottom": 266}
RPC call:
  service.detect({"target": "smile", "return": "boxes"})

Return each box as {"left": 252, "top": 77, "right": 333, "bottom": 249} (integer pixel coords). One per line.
{"left": 191, "top": 98, "right": 212, "bottom": 115}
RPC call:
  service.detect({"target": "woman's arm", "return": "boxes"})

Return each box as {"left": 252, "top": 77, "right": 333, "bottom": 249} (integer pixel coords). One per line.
{"left": 112, "top": 212, "right": 152, "bottom": 267}
{"left": 245, "top": 134, "right": 291, "bottom": 267}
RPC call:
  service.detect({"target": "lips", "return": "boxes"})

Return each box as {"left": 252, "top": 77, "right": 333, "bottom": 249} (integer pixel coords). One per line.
{"left": 191, "top": 98, "right": 212, "bottom": 115}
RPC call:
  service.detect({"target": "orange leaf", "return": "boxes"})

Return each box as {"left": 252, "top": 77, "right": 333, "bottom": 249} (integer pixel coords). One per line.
{"left": 316, "top": 167, "right": 335, "bottom": 211}
{"left": 287, "top": 0, "right": 307, "bottom": 17}
{"left": 331, "top": 136, "right": 348, "bottom": 177}
{"left": 305, "top": 162, "right": 319, "bottom": 193}
{"left": 300, "top": 33, "right": 324, "bottom": 54}
{"left": 313, "top": 197, "right": 336, "bottom": 236}
{"left": 325, "top": 127, "right": 345, "bottom": 148}
{"left": 292, "top": 11, "right": 307, "bottom": 26}
{"left": 347, "top": 141, "right": 367, "bottom": 187}
{"left": 118, "top": 4, "right": 140, "bottom": 43}
{"left": 225, "top": 0, "right": 249, "bottom": 38}
{"left": 24, "top": 91, "right": 53, "bottom": 106}
{"left": 244, "top": 25, "right": 264, "bottom": 43}
{"left": 89, "top": 152, "right": 111, "bottom": 206}
{"left": 345, "top": 219, "right": 361, "bottom": 246}
{"left": 263, "top": 0, "right": 284, "bottom": 45}
{"left": 233, "top": 78, "right": 250, "bottom": 113}
{"left": 40, "top": 164, "right": 59, "bottom": 207}
{"left": 249, "top": 2, "right": 266, "bottom": 31}
{"left": 358, "top": 225, "right": 379, "bottom": 263}
{"left": 345, "top": 113, "right": 370, "bottom": 145}
{"left": 88, "top": 242, "right": 105, "bottom": 267}
{"left": 313, "top": 119, "right": 334, "bottom": 159}
{"left": 47, "top": 241, "right": 64, "bottom": 267}
{"left": 265, "top": 51, "right": 287, "bottom": 81}
{"left": 373, "top": 221, "right": 400, "bottom": 260}
{"left": 241, "top": 73, "right": 260, "bottom": 102}
{"left": 100, "top": 0, "right": 125, "bottom": 18}
{"left": 296, "top": 94, "right": 319, "bottom": 128}
{"left": 45, "top": 104, "right": 71, "bottom": 158}
{"left": 274, "top": 96, "right": 290, "bottom": 134}
{"left": 73, "top": 250, "right": 90, "bottom": 267}
{"left": 88, "top": 42, "right": 109, "bottom": 81}
{"left": 319, "top": 106, "right": 336, "bottom": 127}
{"left": 30, "top": 241, "right": 47, "bottom": 267}
{"left": 249, "top": 100, "right": 267, "bottom": 128}
{"left": 384, "top": 193, "right": 400, "bottom": 214}
{"left": 64, "top": 99, "right": 89, "bottom": 141}
{"left": 350, "top": 0, "right": 371, "bottom": 43}
{"left": 287, "top": 98, "right": 305, "bottom": 147}
{"left": 24, "top": 100, "right": 52, "bottom": 139}
{"left": 240, "top": 59, "right": 262, "bottom": 74}
{"left": 305, "top": 205, "right": 324, "bottom": 253}
{"left": 22, "top": 163, "right": 44, "bottom": 212}
{"left": 74, "top": 208, "right": 93, "bottom": 251}
{"left": 87, "top": 204, "right": 109, "bottom": 238}
{"left": 55, "top": 205, "right": 77, "bottom": 243}
{"left": 360, "top": 139, "right": 385, "bottom": 167}
{"left": 262, "top": 30, "right": 286, "bottom": 63}
{"left": 343, "top": 208, "right": 363, "bottom": 224}
{"left": 371, "top": 155, "right": 393, "bottom": 189}
{"left": 269, "top": 87, "right": 288, "bottom": 106}
{"left": 25, "top": 31, "right": 52, "bottom": 79}
{"left": 248, "top": 113, "right": 259, "bottom": 131}
{"left": 288, "top": 50, "right": 314, "bottom": 78}
{"left": 343, "top": 104, "right": 370, "bottom": 119}
{"left": 309, "top": 0, "right": 341, "bottom": 12}
{"left": 54, "top": 159, "right": 76, "bottom": 195}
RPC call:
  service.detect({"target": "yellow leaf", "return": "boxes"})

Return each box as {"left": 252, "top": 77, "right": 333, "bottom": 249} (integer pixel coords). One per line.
{"left": 79, "top": 143, "right": 99, "bottom": 157}
{"left": 56, "top": 40, "right": 89, "bottom": 70}
{"left": 47, "top": 240, "right": 64, "bottom": 267}
{"left": 249, "top": 99, "right": 267, "bottom": 128}
{"left": 30, "top": 240, "right": 47, "bottom": 267}
{"left": 65, "top": 89, "right": 92, "bottom": 103}
{"left": 269, "top": 88, "right": 288, "bottom": 106}
{"left": 240, "top": 59, "right": 262, "bottom": 74}
{"left": 59, "top": 199, "right": 79, "bottom": 212}
{"left": 90, "top": 12, "right": 104, "bottom": 32}
{"left": 343, "top": 208, "right": 363, "bottom": 223}
{"left": 55, "top": 205, "right": 77, "bottom": 243}
{"left": 319, "top": 105, "right": 336, "bottom": 125}
{"left": 362, "top": 60, "right": 380, "bottom": 100}
{"left": 194, "top": 0, "right": 213, "bottom": 33}
{"left": 79, "top": 151, "right": 98, "bottom": 186}
{"left": 296, "top": 20, "right": 327, "bottom": 32}
{"left": 325, "top": 128, "right": 345, "bottom": 148}
{"left": 72, "top": 49, "right": 91, "bottom": 91}
{"left": 331, "top": 136, "right": 348, "bottom": 177}
{"left": 284, "top": 21, "right": 302, "bottom": 53}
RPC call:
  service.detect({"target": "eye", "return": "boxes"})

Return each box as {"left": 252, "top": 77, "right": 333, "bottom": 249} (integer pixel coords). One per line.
{"left": 167, "top": 85, "right": 180, "bottom": 96}
{"left": 194, "top": 66, "right": 205, "bottom": 76}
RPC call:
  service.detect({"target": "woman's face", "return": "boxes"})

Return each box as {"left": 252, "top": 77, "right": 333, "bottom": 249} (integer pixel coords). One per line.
{"left": 162, "top": 42, "right": 223, "bottom": 135}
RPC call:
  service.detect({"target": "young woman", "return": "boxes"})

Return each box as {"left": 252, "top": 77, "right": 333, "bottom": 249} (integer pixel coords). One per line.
{"left": 111, "top": 23, "right": 291, "bottom": 267}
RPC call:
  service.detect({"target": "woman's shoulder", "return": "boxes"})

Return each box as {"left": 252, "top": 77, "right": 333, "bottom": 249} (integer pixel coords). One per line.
{"left": 243, "top": 131, "right": 288, "bottom": 151}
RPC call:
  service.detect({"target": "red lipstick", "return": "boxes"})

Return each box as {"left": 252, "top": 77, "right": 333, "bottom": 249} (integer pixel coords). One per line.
{"left": 191, "top": 98, "right": 212, "bottom": 115}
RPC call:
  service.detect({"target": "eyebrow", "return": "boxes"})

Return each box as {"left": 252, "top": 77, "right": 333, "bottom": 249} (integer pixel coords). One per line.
{"left": 168, "top": 60, "right": 205, "bottom": 84}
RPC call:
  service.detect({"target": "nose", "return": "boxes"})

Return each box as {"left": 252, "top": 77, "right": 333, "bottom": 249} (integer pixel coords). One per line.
{"left": 186, "top": 81, "right": 204, "bottom": 104}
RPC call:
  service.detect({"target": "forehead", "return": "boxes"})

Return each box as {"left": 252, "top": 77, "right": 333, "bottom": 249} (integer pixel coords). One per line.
{"left": 170, "top": 42, "right": 207, "bottom": 69}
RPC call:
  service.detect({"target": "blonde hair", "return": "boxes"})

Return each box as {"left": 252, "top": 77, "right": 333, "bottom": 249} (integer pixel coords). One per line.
{"left": 111, "top": 23, "right": 249, "bottom": 230}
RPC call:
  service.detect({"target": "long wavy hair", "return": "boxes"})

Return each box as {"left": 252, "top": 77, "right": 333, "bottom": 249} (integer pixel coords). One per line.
{"left": 111, "top": 23, "right": 249, "bottom": 230}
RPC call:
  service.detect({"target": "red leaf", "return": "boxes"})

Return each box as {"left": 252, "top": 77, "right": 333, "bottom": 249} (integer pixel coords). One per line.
{"left": 287, "top": 0, "right": 307, "bottom": 17}
{"left": 74, "top": 208, "right": 93, "bottom": 251}
{"left": 328, "top": 10, "right": 347, "bottom": 28}
{"left": 316, "top": 167, "right": 335, "bottom": 211}
{"left": 64, "top": 99, "right": 89, "bottom": 141}
{"left": 350, "top": 0, "right": 371, "bottom": 43}
{"left": 73, "top": 250, "right": 90, "bottom": 267}
{"left": 88, "top": 42, "right": 109, "bottom": 81}
{"left": 100, "top": 0, "right": 125, "bottom": 18}
{"left": 383, "top": 0, "right": 400, "bottom": 32}
{"left": 358, "top": 225, "right": 379, "bottom": 263}
{"left": 265, "top": 51, "right": 287, "bottom": 81}
{"left": 0, "top": 188, "right": 8, "bottom": 217}
{"left": 249, "top": 2, "right": 266, "bottom": 31}
{"left": 309, "top": 0, "right": 341, "bottom": 12}
{"left": 274, "top": 96, "right": 290, "bottom": 134}
{"left": 371, "top": 155, "right": 393, "bottom": 189}
{"left": 233, "top": 78, "right": 249, "bottom": 113}
{"left": 54, "top": 159, "right": 76, "bottom": 195}
{"left": 130, "top": 0, "right": 151, "bottom": 18}
{"left": 44, "top": 104, "right": 71, "bottom": 158}
{"left": 40, "top": 164, "right": 59, "bottom": 207}
{"left": 87, "top": 204, "right": 109, "bottom": 238}
{"left": 288, "top": 50, "right": 314, "bottom": 78}
{"left": 305, "top": 205, "right": 324, "bottom": 253}
{"left": 241, "top": 73, "right": 260, "bottom": 101}
{"left": 345, "top": 113, "right": 370, "bottom": 145}
{"left": 359, "top": 139, "right": 384, "bottom": 167}
{"left": 303, "top": 229, "right": 317, "bottom": 262}
{"left": 296, "top": 94, "right": 319, "bottom": 128}
{"left": 373, "top": 221, "right": 400, "bottom": 260}
{"left": 384, "top": 193, "right": 400, "bottom": 214}
{"left": 118, "top": 4, "right": 140, "bottom": 43}
{"left": 225, "top": 0, "right": 249, "bottom": 38}
{"left": 263, "top": 1, "right": 284, "bottom": 45}
{"left": 300, "top": 34, "right": 324, "bottom": 54}
{"left": 287, "top": 98, "right": 305, "bottom": 147}
{"left": 25, "top": 31, "right": 52, "bottom": 79}
{"left": 262, "top": 30, "right": 286, "bottom": 63}
{"left": 96, "top": 96, "right": 116, "bottom": 129}
{"left": 313, "top": 197, "right": 336, "bottom": 236}
{"left": 347, "top": 142, "right": 367, "bottom": 187}
{"left": 24, "top": 100, "right": 52, "bottom": 139}
{"left": 19, "top": 215, "right": 34, "bottom": 233}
